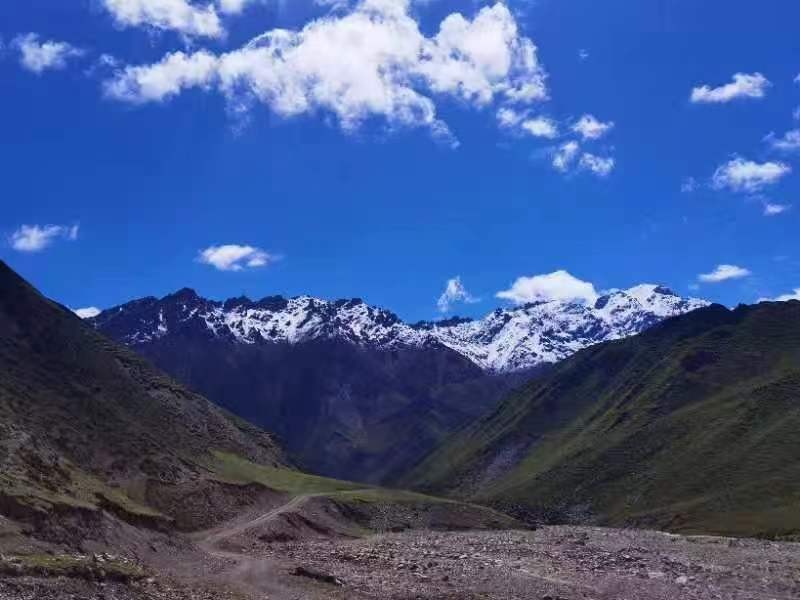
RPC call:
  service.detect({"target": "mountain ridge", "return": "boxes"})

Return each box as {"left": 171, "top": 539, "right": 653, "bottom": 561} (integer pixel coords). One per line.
{"left": 89, "top": 283, "right": 707, "bottom": 373}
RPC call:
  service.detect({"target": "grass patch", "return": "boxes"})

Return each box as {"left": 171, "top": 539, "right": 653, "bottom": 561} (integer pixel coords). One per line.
{"left": 206, "top": 450, "right": 365, "bottom": 495}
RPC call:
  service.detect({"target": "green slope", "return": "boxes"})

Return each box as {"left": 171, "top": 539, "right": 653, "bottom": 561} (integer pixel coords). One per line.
{"left": 405, "top": 301, "right": 800, "bottom": 539}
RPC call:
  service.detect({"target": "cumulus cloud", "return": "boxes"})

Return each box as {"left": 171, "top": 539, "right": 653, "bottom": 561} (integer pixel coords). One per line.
{"left": 101, "top": 0, "right": 224, "bottom": 38}
{"left": 496, "top": 270, "right": 599, "bottom": 305}
{"left": 104, "top": 51, "right": 218, "bottom": 103}
{"left": 437, "top": 276, "right": 479, "bottom": 313}
{"left": 711, "top": 158, "right": 790, "bottom": 193}
{"left": 520, "top": 116, "right": 558, "bottom": 139}
{"left": 766, "top": 129, "right": 800, "bottom": 152}
{"left": 579, "top": 152, "right": 615, "bottom": 177}
{"left": 760, "top": 288, "right": 800, "bottom": 303}
{"left": 74, "top": 307, "right": 102, "bottom": 319}
{"left": 497, "top": 108, "right": 558, "bottom": 138}
{"left": 763, "top": 202, "right": 790, "bottom": 216}
{"left": 552, "top": 141, "right": 579, "bottom": 172}
{"left": 690, "top": 72, "right": 771, "bottom": 104}
{"left": 103, "top": 1, "right": 548, "bottom": 140}
{"left": 12, "top": 34, "right": 84, "bottom": 73}
{"left": 9, "top": 224, "right": 79, "bottom": 252}
{"left": 697, "top": 264, "right": 751, "bottom": 283}
{"left": 571, "top": 114, "right": 613, "bottom": 140}
{"left": 197, "top": 244, "right": 277, "bottom": 271}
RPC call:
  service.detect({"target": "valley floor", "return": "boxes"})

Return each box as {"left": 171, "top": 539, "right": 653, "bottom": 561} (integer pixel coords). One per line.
{"left": 2, "top": 494, "right": 799, "bottom": 600}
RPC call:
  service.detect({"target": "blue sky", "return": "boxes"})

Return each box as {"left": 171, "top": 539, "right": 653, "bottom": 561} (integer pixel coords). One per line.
{"left": 1, "top": 0, "right": 799, "bottom": 321}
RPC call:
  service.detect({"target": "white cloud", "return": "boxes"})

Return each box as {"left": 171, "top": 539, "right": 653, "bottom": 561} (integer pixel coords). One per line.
{"left": 760, "top": 288, "right": 800, "bottom": 302}
{"left": 497, "top": 108, "right": 558, "bottom": 138}
{"left": 101, "top": 0, "right": 224, "bottom": 38}
{"left": 793, "top": 106, "right": 800, "bottom": 121}
{"left": 697, "top": 264, "right": 751, "bottom": 283}
{"left": 437, "top": 276, "right": 479, "bottom": 313}
{"left": 496, "top": 107, "right": 522, "bottom": 127}
{"left": 711, "top": 157, "right": 790, "bottom": 193}
{"left": 197, "top": 244, "right": 277, "bottom": 271}
{"left": 579, "top": 152, "right": 615, "bottom": 177}
{"left": 681, "top": 176, "right": 698, "bottom": 193}
{"left": 104, "top": 51, "right": 218, "bottom": 103}
{"left": 12, "top": 34, "right": 84, "bottom": 73}
{"left": 552, "top": 140, "right": 579, "bottom": 172}
{"left": 766, "top": 129, "right": 800, "bottom": 152}
{"left": 218, "top": 0, "right": 260, "bottom": 14}
{"left": 496, "top": 270, "right": 599, "bottom": 305}
{"left": 690, "top": 72, "right": 771, "bottom": 104}
{"left": 75, "top": 307, "right": 102, "bottom": 319}
{"left": 9, "top": 224, "right": 79, "bottom": 252}
{"left": 571, "top": 114, "right": 613, "bottom": 140}
{"left": 104, "top": 1, "right": 548, "bottom": 140}
{"left": 520, "top": 116, "right": 558, "bottom": 139}
{"left": 763, "top": 202, "right": 790, "bottom": 216}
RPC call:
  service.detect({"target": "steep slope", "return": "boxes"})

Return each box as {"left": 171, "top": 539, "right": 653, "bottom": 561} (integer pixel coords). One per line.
{"left": 96, "top": 328, "right": 517, "bottom": 483}
{"left": 405, "top": 301, "right": 800, "bottom": 539}
{"left": 88, "top": 285, "right": 703, "bottom": 483}
{"left": 0, "top": 260, "right": 293, "bottom": 541}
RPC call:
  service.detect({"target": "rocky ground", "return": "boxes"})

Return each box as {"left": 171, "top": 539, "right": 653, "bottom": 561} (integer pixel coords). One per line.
{"left": 2, "top": 500, "right": 799, "bottom": 600}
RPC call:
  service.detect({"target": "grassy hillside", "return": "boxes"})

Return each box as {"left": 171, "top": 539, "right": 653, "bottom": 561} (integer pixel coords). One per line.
{"left": 405, "top": 302, "right": 800, "bottom": 539}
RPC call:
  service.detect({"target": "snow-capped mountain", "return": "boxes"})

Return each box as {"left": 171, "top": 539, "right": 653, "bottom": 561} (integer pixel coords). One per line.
{"left": 91, "top": 284, "right": 708, "bottom": 373}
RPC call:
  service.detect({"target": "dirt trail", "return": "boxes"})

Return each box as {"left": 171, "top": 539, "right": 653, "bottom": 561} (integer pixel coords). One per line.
{"left": 193, "top": 491, "right": 371, "bottom": 599}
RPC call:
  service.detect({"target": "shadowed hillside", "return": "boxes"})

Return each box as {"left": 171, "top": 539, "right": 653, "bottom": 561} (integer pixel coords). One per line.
{"left": 0, "top": 259, "right": 295, "bottom": 542}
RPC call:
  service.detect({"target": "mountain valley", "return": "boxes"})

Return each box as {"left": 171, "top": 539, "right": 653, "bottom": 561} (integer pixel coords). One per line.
{"left": 88, "top": 284, "right": 705, "bottom": 483}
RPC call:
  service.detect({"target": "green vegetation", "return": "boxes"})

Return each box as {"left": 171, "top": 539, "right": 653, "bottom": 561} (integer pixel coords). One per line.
{"left": 206, "top": 450, "right": 364, "bottom": 495}
{"left": 407, "top": 302, "right": 800, "bottom": 539}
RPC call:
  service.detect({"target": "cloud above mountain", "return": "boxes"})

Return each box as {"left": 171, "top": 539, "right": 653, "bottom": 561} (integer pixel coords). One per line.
{"left": 437, "top": 276, "right": 479, "bottom": 313}
{"left": 759, "top": 288, "right": 800, "bottom": 302}
{"left": 496, "top": 270, "right": 599, "bottom": 305}
{"left": 698, "top": 264, "right": 751, "bottom": 283}
{"left": 9, "top": 224, "right": 79, "bottom": 252}
{"left": 197, "top": 244, "right": 278, "bottom": 271}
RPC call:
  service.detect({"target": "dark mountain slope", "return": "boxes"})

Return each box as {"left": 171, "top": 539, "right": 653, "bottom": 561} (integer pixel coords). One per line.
{"left": 405, "top": 302, "right": 800, "bottom": 538}
{"left": 0, "top": 260, "right": 290, "bottom": 539}
{"left": 120, "top": 332, "right": 518, "bottom": 483}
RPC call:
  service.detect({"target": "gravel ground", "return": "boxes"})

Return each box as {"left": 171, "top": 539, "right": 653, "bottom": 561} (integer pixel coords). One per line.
{"left": 2, "top": 526, "right": 799, "bottom": 599}
{"left": 193, "top": 525, "right": 800, "bottom": 600}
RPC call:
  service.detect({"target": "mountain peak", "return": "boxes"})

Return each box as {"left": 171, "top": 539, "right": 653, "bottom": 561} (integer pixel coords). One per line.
{"left": 92, "top": 284, "right": 708, "bottom": 373}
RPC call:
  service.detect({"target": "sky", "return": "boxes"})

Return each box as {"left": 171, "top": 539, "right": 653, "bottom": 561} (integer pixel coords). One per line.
{"left": 1, "top": 0, "right": 799, "bottom": 322}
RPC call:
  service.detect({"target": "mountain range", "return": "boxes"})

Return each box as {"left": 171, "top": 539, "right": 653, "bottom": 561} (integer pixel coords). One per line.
{"left": 88, "top": 284, "right": 706, "bottom": 483}
{"left": 89, "top": 284, "right": 707, "bottom": 373}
